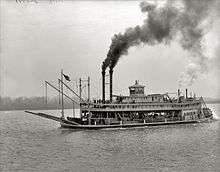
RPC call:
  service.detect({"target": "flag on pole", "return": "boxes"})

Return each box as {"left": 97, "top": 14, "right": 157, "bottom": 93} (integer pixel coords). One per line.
{"left": 63, "top": 73, "right": 70, "bottom": 81}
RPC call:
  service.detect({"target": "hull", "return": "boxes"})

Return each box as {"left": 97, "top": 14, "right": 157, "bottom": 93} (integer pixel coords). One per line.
{"left": 60, "top": 120, "right": 201, "bottom": 130}
{"left": 25, "top": 110, "right": 213, "bottom": 130}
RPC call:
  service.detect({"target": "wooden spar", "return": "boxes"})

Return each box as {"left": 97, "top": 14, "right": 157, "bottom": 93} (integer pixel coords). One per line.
{"left": 79, "top": 78, "right": 82, "bottom": 118}
{"left": 25, "top": 111, "right": 80, "bottom": 125}
{"left": 73, "top": 103, "right": 75, "bottom": 117}
{"left": 88, "top": 76, "right": 90, "bottom": 102}
{"left": 76, "top": 77, "right": 90, "bottom": 102}
{"left": 45, "top": 81, "right": 79, "bottom": 105}
{"left": 45, "top": 82, "right": 47, "bottom": 105}
{"left": 25, "top": 110, "right": 62, "bottom": 122}
{"left": 58, "top": 79, "right": 60, "bottom": 105}
{"left": 61, "top": 69, "right": 64, "bottom": 118}
{"left": 79, "top": 78, "right": 82, "bottom": 101}
{"left": 58, "top": 79, "right": 83, "bottom": 102}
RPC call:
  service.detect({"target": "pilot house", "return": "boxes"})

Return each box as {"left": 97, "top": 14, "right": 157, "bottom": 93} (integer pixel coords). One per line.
{"left": 117, "top": 80, "right": 164, "bottom": 103}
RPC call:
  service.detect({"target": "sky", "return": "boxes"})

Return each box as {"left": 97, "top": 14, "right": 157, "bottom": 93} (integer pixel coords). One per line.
{"left": 0, "top": 0, "right": 220, "bottom": 99}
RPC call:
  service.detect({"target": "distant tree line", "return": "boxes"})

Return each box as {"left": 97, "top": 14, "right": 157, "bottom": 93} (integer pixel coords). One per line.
{"left": 1, "top": 96, "right": 219, "bottom": 111}
{"left": 0, "top": 96, "right": 78, "bottom": 111}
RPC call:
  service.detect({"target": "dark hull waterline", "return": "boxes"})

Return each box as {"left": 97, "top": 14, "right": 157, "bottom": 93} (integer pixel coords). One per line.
{"left": 60, "top": 119, "right": 211, "bottom": 130}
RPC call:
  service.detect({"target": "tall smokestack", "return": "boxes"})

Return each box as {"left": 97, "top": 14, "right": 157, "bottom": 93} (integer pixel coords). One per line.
{"left": 185, "top": 89, "right": 188, "bottom": 99}
{"left": 102, "top": 0, "right": 219, "bottom": 87}
{"left": 102, "top": 70, "right": 105, "bottom": 103}
{"left": 109, "top": 68, "right": 113, "bottom": 102}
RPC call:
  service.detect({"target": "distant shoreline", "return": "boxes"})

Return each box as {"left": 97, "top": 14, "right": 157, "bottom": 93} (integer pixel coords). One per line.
{"left": 206, "top": 101, "right": 220, "bottom": 104}
{"left": 0, "top": 108, "right": 77, "bottom": 112}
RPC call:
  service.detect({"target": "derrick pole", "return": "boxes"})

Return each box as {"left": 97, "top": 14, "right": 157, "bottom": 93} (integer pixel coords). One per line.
{"left": 61, "top": 69, "right": 64, "bottom": 118}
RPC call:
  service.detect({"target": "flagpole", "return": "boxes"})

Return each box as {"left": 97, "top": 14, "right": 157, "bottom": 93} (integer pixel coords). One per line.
{"left": 61, "top": 69, "right": 64, "bottom": 118}
{"left": 58, "top": 79, "right": 60, "bottom": 105}
{"left": 88, "top": 76, "right": 90, "bottom": 102}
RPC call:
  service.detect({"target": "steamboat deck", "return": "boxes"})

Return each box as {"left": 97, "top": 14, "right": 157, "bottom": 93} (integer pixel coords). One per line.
{"left": 25, "top": 73, "right": 213, "bottom": 129}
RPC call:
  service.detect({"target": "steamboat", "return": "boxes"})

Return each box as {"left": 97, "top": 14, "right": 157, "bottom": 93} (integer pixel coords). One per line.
{"left": 25, "top": 69, "right": 213, "bottom": 129}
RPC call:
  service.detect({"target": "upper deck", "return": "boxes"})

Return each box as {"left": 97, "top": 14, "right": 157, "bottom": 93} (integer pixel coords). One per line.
{"left": 81, "top": 99, "right": 202, "bottom": 112}
{"left": 81, "top": 81, "right": 203, "bottom": 113}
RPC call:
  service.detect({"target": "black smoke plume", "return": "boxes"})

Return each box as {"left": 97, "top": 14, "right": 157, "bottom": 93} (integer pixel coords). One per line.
{"left": 102, "top": 0, "right": 219, "bottom": 86}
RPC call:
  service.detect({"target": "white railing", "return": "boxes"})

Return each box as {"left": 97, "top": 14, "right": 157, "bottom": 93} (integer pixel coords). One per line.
{"left": 81, "top": 100, "right": 201, "bottom": 112}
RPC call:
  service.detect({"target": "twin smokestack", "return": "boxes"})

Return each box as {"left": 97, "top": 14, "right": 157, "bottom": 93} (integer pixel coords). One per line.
{"left": 101, "top": 0, "right": 208, "bottom": 103}
{"left": 101, "top": 1, "right": 217, "bottom": 89}
{"left": 102, "top": 68, "right": 113, "bottom": 103}
{"left": 103, "top": 70, "right": 188, "bottom": 103}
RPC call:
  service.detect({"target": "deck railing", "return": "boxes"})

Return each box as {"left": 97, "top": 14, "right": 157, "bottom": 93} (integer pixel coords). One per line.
{"left": 88, "top": 116, "right": 184, "bottom": 125}
{"left": 82, "top": 100, "right": 201, "bottom": 112}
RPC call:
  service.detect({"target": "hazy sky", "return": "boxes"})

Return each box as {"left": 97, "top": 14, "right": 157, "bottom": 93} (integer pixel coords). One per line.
{"left": 1, "top": 0, "right": 220, "bottom": 99}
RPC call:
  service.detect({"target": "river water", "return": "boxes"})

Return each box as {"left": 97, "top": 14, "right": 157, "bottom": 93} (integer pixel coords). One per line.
{"left": 0, "top": 104, "right": 219, "bottom": 172}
